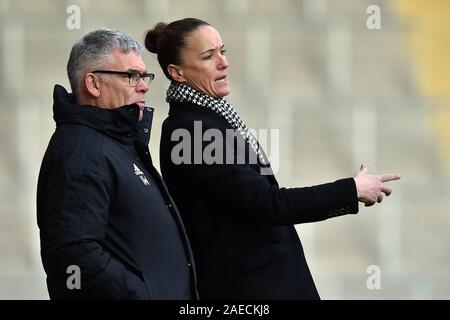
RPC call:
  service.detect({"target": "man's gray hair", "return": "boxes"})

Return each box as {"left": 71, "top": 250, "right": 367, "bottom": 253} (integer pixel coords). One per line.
{"left": 67, "top": 29, "right": 144, "bottom": 96}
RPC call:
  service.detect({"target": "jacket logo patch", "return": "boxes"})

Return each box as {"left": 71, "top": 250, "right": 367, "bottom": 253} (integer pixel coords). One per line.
{"left": 133, "top": 163, "right": 150, "bottom": 186}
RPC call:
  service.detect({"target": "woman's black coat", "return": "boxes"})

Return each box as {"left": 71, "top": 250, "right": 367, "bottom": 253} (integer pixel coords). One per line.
{"left": 160, "top": 100, "right": 359, "bottom": 299}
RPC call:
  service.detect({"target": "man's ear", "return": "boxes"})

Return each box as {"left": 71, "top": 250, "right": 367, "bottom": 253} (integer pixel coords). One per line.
{"left": 167, "top": 64, "right": 186, "bottom": 83}
{"left": 85, "top": 73, "right": 101, "bottom": 98}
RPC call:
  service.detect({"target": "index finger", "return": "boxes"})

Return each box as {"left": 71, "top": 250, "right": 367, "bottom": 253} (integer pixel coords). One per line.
{"left": 380, "top": 174, "right": 401, "bottom": 182}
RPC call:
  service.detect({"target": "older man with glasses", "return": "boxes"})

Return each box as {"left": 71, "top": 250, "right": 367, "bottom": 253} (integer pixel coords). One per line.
{"left": 36, "top": 29, "right": 198, "bottom": 300}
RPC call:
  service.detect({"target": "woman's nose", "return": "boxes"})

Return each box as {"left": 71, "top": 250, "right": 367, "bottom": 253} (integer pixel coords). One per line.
{"left": 218, "top": 55, "right": 229, "bottom": 69}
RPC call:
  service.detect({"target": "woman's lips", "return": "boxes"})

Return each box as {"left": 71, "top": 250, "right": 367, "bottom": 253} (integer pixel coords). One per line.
{"left": 215, "top": 75, "right": 227, "bottom": 83}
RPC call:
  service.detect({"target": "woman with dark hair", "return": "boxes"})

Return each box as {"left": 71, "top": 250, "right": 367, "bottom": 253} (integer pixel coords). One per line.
{"left": 145, "top": 18, "right": 400, "bottom": 299}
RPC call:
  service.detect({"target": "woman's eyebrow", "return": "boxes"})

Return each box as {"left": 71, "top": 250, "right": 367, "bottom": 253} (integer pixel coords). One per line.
{"left": 200, "top": 44, "right": 224, "bottom": 55}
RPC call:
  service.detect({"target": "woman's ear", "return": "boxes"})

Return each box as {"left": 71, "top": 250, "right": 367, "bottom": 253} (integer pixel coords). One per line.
{"left": 167, "top": 64, "right": 186, "bottom": 83}
{"left": 85, "top": 73, "right": 101, "bottom": 98}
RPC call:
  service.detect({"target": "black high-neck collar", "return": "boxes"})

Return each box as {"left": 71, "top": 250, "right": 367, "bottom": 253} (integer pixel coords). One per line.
{"left": 52, "top": 84, "right": 153, "bottom": 144}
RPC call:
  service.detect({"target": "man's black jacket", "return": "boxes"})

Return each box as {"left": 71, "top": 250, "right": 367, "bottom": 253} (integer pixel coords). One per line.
{"left": 37, "top": 85, "right": 198, "bottom": 299}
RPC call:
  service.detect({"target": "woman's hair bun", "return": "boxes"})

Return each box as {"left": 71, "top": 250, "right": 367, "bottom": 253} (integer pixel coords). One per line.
{"left": 144, "top": 22, "right": 168, "bottom": 53}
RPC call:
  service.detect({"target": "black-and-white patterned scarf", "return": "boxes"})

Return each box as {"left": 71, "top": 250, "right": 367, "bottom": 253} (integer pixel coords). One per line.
{"left": 166, "top": 81, "right": 267, "bottom": 165}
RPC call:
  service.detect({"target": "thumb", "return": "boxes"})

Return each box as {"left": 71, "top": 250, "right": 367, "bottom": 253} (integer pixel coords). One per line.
{"left": 360, "top": 163, "right": 368, "bottom": 174}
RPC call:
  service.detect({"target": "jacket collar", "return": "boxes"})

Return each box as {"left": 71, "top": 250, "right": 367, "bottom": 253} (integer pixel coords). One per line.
{"left": 52, "top": 84, "right": 153, "bottom": 144}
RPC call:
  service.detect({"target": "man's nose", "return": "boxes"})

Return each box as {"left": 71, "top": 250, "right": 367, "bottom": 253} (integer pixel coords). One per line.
{"left": 137, "top": 79, "right": 149, "bottom": 93}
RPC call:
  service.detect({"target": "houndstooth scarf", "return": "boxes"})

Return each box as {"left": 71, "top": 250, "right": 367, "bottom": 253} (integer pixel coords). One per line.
{"left": 166, "top": 81, "right": 267, "bottom": 165}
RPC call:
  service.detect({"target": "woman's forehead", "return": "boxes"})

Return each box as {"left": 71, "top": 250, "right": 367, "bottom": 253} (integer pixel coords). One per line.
{"left": 186, "top": 26, "right": 223, "bottom": 51}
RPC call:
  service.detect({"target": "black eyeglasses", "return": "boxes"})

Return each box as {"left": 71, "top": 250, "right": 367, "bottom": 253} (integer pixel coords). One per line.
{"left": 92, "top": 70, "right": 155, "bottom": 87}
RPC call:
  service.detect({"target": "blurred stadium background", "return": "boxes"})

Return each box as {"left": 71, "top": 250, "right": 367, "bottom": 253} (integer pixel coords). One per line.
{"left": 0, "top": 0, "right": 449, "bottom": 299}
